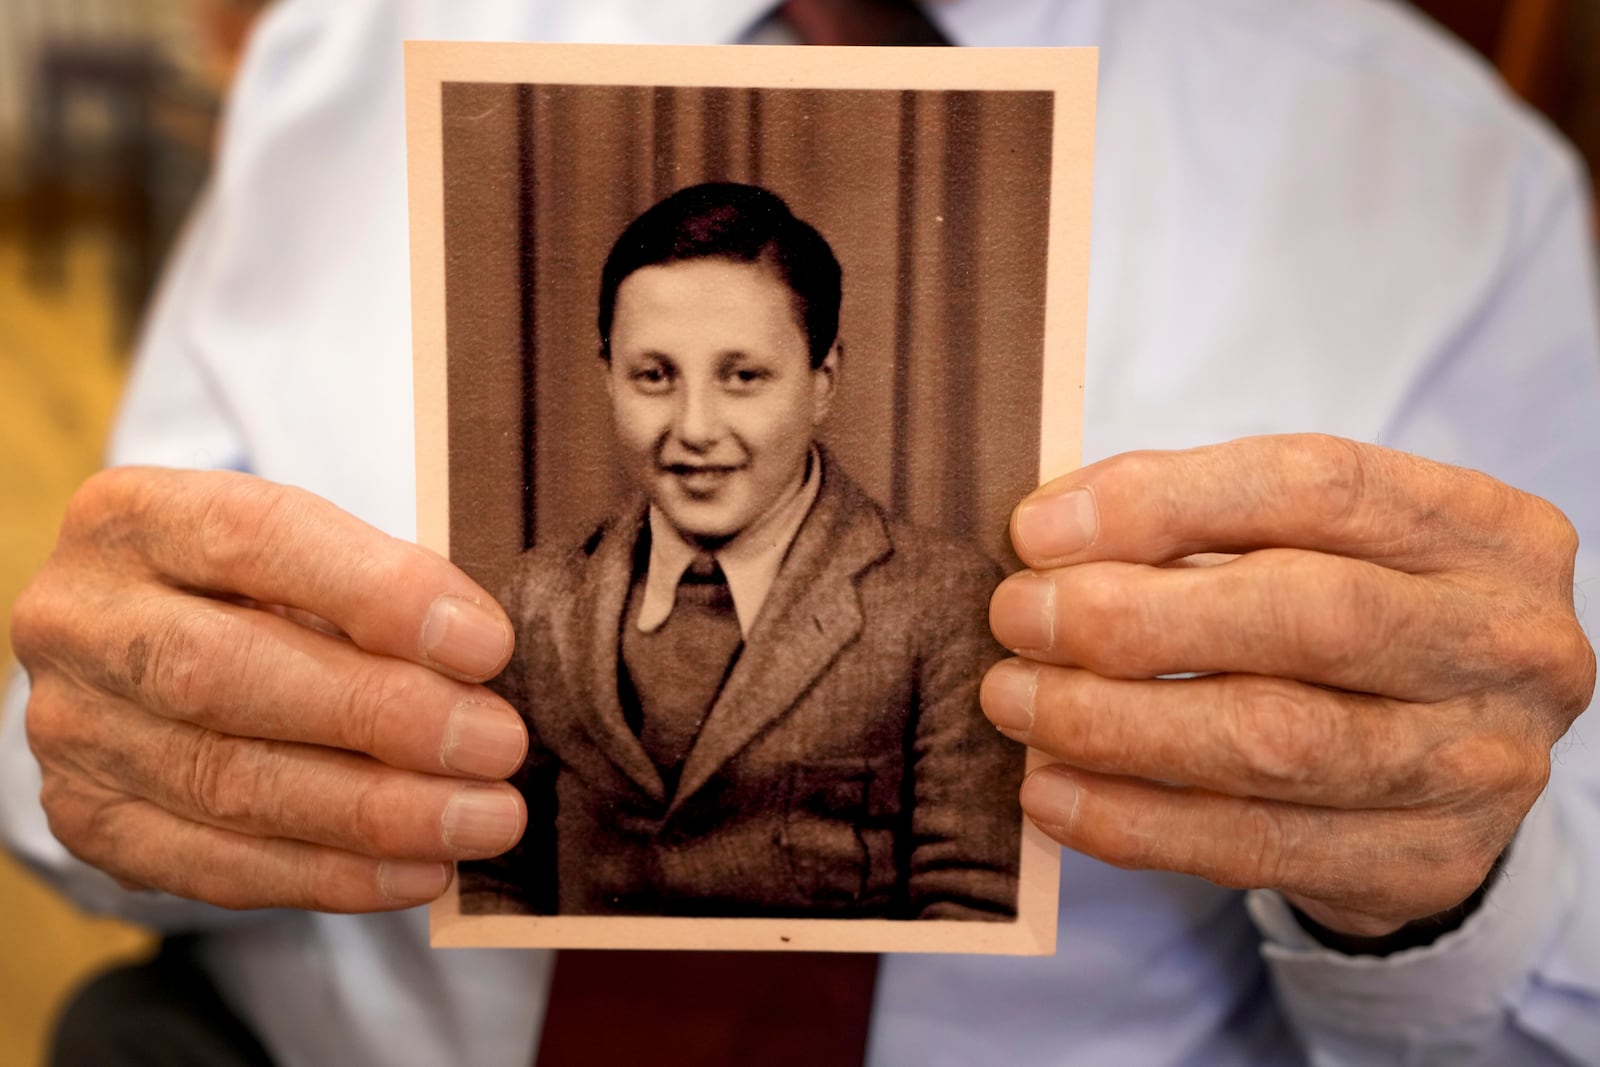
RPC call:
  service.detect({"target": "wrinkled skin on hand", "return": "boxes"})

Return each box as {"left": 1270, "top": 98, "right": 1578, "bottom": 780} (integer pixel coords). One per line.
{"left": 13, "top": 468, "right": 530, "bottom": 912}
{"left": 984, "top": 434, "right": 1596, "bottom": 938}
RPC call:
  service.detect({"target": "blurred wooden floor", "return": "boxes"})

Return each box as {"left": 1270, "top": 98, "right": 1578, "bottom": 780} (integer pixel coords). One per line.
{"left": 0, "top": 230, "right": 153, "bottom": 1067}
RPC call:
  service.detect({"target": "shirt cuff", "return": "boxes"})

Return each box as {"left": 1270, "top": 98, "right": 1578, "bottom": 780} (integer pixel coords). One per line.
{"left": 1245, "top": 791, "right": 1572, "bottom": 1039}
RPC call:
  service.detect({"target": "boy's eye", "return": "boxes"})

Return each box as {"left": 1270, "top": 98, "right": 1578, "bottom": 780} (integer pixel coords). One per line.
{"left": 727, "top": 367, "right": 771, "bottom": 387}
{"left": 629, "top": 364, "right": 673, "bottom": 392}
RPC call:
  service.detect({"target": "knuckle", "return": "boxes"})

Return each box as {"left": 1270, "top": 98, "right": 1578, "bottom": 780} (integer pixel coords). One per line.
{"left": 1225, "top": 681, "right": 1327, "bottom": 792}
{"left": 1234, "top": 808, "right": 1292, "bottom": 889}
{"left": 1540, "top": 618, "right": 1597, "bottom": 725}
{"left": 1034, "top": 673, "right": 1106, "bottom": 762}
{"left": 1070, "top": 692, "right": 1120, "bottom": 767}
{"left": 1106, "top": 450, "right": 1165, "bottom": 489}
{"left": 62, "top": 468, "right": 165, "bottom": 561}
{"left": 334, "top": 662, "right": 417, "bottom": 756}
{"left": 21, "top": 679, "right": 78, "bottom": 758}
{"left": 1428, "top": 820, "right": 1507, "bottom": 902}
{"left": 36, "top": 775, "right": 85, "bottom": 840}
{"left": 1089, "top": 804, "right": 1157, "bottom": 870}
{"left": 143, "top": 604, "right": 236, "bottom": 712}
{"left": 186, "top": 847, "right": 357, "bottom": 914}
{"left": 62, "top": 468, "right": 132, "bottom": 538}
{"left": 1524, "top": 494, "right": 1580, "bottom": 573}
{"left": 62, "top": 470, "right": 113, "bottom": 531}
{"left": 1485, "top": 608, "right": 1596, "bottom": 732}
{"left": 180, "top": 731, "right": 256, "bottom": 826}
{"left": 1568, "top": 633, "right": 1599, "bottom": 720}
{"left": 1098, "top": 450, "right": 1177, "bottom": 543}
{"left": 1449, "top": 853, "right": 1497, "bottom": 904}
{"left": 293, "top": 878, "right": 349, "bottom": 914}
{"left": 76, "top": 794, "right": 136, "bottom": 871}
{"left": 26, "top": 676, "right": 127, "bottom": 777}
{"left": 1502, "top": 733, "right": 1554, "bottom": 800}
{"left": 1250, "top": 552, "right": 1377, "bottom": 680}
{"left": 245, "top": 848, "right": 381, "bottom": 913}
{"left": 1518, "top": 750, "right": 1554, "bottom": 806}
{"left": 343, "top": 542, "right": 437, "bottom": 641}
{"left": 1437, "top": 852, "right": 1483, "bottom": 897}
{"left": 1546, "top": 506, "right": 1580, "bottom": 567}
{"left": 40, "top": 778, "right": 129, "bottom": 875}
{"left": 1307, "top": 558, "right": 1371, "bottom": 642}
{"left": 346, "top": 782, "right": 405, "bottom": 854}
{"left": 1543, "top": 624, "right": 1592, "bottom": 704}
{"left": 9, "top": 579, "right": 55, "bottom": 667}
{"left": 1292, "top": 435, "right": 1371, "bottom": 530}
{"left": 1431, "top": 730, "right": 1549, "bottom": 810}
{"left": 11, "top": 572, "right": 92, "bottom": 675}
{"left": 1305, "top": 559, "right": 1393, "bottom": 680}
{"left": 1064, "top": 566, "right": 1148, "bottom": 673}
{"left": 365, "top": 542, "right": 425, "bottom": 594}
{"left": 191, "top": 480, "right": 277, "bottom": 581}
{"left": 306, "top": 860, "right": 385, "bottom": 914}
{"left": 183, "top": 863, "right": 264, "bottom": 911}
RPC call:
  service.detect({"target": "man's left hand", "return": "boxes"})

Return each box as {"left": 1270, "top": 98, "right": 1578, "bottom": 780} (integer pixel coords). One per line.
{"left": 984, "top": 434, "right": 1596, "bottom": 938}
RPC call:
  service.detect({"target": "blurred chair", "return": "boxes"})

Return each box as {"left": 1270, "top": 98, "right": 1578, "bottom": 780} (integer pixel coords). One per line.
{"left": 17, "top": 2, "right": 264, "bottom": 346}
{"left": 23, "top": 40, "right": 189, "bottom": 338}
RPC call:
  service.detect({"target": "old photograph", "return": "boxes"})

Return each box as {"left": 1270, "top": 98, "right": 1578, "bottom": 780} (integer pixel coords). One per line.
{"left": 408, "top": 42, "right": 1095, "bottom": 954}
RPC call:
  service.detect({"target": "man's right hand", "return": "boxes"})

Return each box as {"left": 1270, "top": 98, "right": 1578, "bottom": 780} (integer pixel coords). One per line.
{"left": 11, "top": 468, "right": 529, "bottom": 912}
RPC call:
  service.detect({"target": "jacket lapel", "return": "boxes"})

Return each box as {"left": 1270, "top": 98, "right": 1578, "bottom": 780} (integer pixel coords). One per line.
{"left": 560, "top": 504, "right": 668, "bottom": 804}
{"left": 668, "top": 466, "right": 892, "bottom": 816}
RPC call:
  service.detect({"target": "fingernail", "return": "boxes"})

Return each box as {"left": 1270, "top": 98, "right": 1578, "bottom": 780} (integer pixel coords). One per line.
{"left": 1014, "top": 487, "right": 1098, "bottom": 561}
{"left": 982, "top": 659, "right": 1038, "bottom": 739}
{"left": 1021, "top": 765, "right": 1081, "bottom": 831}
{"left": 378, "top": 861, "right": 451, "bottom": 904}
{"left": 990, "top": 573, "right": 1056, "bottom": 653}
{"left": 421, "top": 595, "right": 512, "bottom": 678}
{"left": 442, "top": 787, "right": 524, "bottom": 854}
{"left": 440, "top": 701, "right": 527, "bottom": 778}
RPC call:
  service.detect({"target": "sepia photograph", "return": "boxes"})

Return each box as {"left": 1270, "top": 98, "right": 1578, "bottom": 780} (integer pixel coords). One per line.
{"left": 408, "top": 42, "right": 1095, "bottom": 954}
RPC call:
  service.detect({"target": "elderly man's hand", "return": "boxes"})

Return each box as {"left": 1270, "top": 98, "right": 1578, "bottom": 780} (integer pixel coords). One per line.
{"left": 984, "top": 434, "right": 1596, "bottom": 938}
{"left": 12, "top": 468, "right": 528, "bottom": 912}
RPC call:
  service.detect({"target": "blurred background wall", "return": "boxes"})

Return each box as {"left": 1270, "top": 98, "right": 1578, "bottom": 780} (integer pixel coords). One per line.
{"left": 0, "top": 2, "right": 1597, "bottom": 1065}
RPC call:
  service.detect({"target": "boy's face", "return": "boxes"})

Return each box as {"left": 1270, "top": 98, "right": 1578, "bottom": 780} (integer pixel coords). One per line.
{"left": 607, "top": 257, "right": 835, "bottom": 545}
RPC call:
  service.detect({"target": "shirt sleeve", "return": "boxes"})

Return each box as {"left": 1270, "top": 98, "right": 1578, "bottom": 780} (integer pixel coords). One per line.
{"left": 1245, "top": 130, "right": 1600, "bottom": 1066}
{"left": 105, "top": 187, "right": 251, "bottom": 472}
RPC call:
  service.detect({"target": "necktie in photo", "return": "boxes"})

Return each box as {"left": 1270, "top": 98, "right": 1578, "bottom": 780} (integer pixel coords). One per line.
{"left": 627, "top": 553, "right": 745, "bottom": 787}
{"left": 538, "top": 9, "right": 948, "bottom": 1064}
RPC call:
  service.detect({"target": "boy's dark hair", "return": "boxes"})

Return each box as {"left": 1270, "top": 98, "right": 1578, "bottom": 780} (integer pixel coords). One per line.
{"left": 597, "top": 182, "right": 842, "bottom": 368}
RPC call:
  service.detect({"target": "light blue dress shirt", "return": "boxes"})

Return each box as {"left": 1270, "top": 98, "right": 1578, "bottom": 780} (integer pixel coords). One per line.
{"left": 3, "top": 1, "right": 1599, "bottom": 1065}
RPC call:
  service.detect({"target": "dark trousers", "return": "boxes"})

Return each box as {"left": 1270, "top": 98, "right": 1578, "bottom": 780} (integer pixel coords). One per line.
{"left": 50, "top": 937, "right": 276, "bottom": 1067}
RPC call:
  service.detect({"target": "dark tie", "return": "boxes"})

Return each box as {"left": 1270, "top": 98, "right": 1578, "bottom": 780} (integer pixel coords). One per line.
{"left": 539, "top": 10, "right": 946, "bottom": 1065}
{"left": 624, "top": 554, "right": 745, "bottom": 789}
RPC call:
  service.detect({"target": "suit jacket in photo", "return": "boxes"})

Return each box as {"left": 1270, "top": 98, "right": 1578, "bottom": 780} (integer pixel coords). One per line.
{"left": 459, "top": 460, "right": 1024, "bottom": 920}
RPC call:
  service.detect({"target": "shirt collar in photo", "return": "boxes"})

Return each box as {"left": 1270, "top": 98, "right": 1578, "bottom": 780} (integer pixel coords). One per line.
{"left": 638, "top": 448, "right": 823, "bottom": 637}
